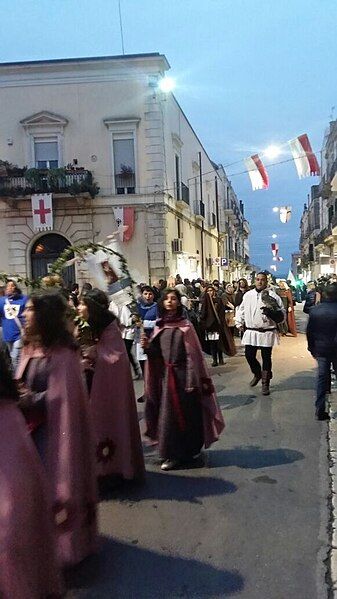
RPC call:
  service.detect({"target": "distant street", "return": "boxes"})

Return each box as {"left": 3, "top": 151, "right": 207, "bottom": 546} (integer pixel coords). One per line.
{"left": 67, "top": 306, "right": 329, "bottom": 599}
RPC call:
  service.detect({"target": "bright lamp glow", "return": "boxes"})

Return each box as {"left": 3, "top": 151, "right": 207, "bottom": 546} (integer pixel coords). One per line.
{"left": 273, "top": 207, "right": 279, "bottom": 213}
{"left": 264, "top": 145, "right": 281, "bottom": 160}
{"left": 158, "top": 76, "right": 176, "bottom": 93}
{"left": 272, "top": 234, "right": 277, "bottom": 239}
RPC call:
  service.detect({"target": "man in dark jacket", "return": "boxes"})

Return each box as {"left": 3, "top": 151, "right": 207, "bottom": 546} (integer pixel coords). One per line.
{"left": 306, "top": 283, "right": 337, "bottom": 420}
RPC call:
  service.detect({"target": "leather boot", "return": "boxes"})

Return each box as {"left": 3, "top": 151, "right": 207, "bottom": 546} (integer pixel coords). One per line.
{"left": 261, "top": 371, "right": 271, "bottom": 395}
{"left": 249, "top": 372, "right": 261, "bottom": 387}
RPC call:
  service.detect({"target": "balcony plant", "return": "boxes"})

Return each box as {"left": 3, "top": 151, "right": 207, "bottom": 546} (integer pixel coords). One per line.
{"left": 0, "top": 160, "right": 27, "bottom": 177}
{"left": 119, "top": 164, "right": 134, "bottom": 179}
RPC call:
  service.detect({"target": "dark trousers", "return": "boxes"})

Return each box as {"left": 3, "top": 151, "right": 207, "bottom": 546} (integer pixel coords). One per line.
{"left": 124, "top": 339, "right": 138, "bottom": 375}
{"left": 316, "top": 355, "right": 337, "bottom": 415}
{"left": 210, "top": 340, "right": 223, "bottom": 363}
{"left": 245, "top": 345, "right": 272, "bottom": 375}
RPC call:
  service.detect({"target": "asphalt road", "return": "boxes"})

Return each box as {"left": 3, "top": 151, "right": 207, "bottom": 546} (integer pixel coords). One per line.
{"left": 67, "top": 307, "right": 329, "bottom": 598}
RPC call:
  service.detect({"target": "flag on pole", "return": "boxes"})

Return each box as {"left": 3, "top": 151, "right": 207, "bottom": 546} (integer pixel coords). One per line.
{"left": 112, "top": 207, "right": 135, "bottom": 241}
{"left": 32, "top": 194, "right": 53, "bottom": 232}
{"left": 271, "top": 243, "right": 279, "bottom": 257}
{"left": 279, "top": 206, "right": 292, "bottom": 223}
{"left": 244, "top": 154, "right": 269, "bottom": 190}
{"left": 288, "top": 134, "right": 320, "bottom": 178}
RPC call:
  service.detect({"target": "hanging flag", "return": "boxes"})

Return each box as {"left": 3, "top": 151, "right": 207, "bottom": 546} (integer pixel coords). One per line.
{"left": 244, "top": 154, "right": 269, "bottom": 190}
{"left": 271, "top": 243, "right": 279, "bottom": 257}
{"left": 112, "top": 207, "right": 135, "bottom": 241}
{"left": 31, "top": 194, "right": 53, "bottom": 232}
{"left": 288, "top": 134, "right": 320, "bottom": 178}
{"left": 279, "top": 206, "right": 292, "bottom": 223}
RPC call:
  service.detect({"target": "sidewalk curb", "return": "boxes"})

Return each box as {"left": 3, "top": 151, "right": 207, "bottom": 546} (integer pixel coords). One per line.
{"left": 328, "top": 392, "right": 337, "bottom": 596}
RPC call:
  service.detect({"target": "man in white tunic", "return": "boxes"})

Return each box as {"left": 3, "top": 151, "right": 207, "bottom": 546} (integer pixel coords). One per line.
{"left": 235, "top": 272, "right": 285, "bottom": 395}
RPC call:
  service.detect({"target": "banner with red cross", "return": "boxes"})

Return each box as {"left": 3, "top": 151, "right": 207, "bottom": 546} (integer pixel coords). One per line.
{"left": 31, "top": 194, "right": 53, "bottom": 232}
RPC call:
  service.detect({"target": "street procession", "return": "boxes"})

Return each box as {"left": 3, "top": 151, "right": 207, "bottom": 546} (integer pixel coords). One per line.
{"left": 1, "top": 1, "right": 337, "bottom": 598}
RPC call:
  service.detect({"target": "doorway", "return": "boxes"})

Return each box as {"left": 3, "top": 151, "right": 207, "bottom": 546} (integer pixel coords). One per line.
{"left": 31, "top": 233, "right": 75, "bottom": 288}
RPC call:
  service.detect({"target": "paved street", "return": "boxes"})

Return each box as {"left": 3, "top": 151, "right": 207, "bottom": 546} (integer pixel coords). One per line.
{"left": 67, "top": 308, "right": 329, "bottom": 599}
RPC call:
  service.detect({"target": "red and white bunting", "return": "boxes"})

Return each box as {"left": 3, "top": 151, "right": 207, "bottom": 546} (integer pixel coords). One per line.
{"left": 113, "top": 207, "right": 135, "bottom": 241}
{"left": 279, "top": 206, "right": 292, "bottom": 223}
{"left": 31, "top": 194, "right": 53, "bottom": 232}
{"left": 271, "top": 243, "right": 279, "bottom": 257}
{"left": 288, "top": 134, "right": 320, "bottom": 178}
{"left": 244, "top": 154, "right": 269, "bottom": 191}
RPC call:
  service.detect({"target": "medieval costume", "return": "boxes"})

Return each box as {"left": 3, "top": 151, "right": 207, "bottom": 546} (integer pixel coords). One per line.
{"left": 78, "top": 289, "right": 145, "bottom": 482}
{"left": 0, "top": 401, "right": 62, "bottom": 598}
{"left": 199, "top": 289, "right": 236, "bottom": 366}
{"left": 144, "top": 315, "right": 225, "bottom": 468}
{"left": 16, "top": 344, "right": 97, "bottom": 567}
{"left": 235, "top": 283, "right": 285, "bottom": 395}
{"left": 89, "top": 319, "right": 145, "bottom": 481}
{"left": 277, "top": 285, "right": 297, "bottom": 336}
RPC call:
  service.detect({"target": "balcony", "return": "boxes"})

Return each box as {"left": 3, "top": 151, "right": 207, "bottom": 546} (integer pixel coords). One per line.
{"left": 314, "top": 224, "right": 333, "bottom": 247}
{"left": 115, "top": 172, "right": 135, "bottom": 195}
{"left": 0, "top": 167, "right": 100, "bottom": 199}
{"left": 194, "top": 200, "right": 205, "bottom": 219}
{"left": 176, "top": 181, "right": 190, "bottom": 208}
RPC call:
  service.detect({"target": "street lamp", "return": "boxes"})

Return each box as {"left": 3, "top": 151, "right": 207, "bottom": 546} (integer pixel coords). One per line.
{"left": 264, "top": 145, "right": 281, "bottom": 160}
{"left": 272, "top": 234, "right": 277, "bottom": 239}
{"left": 158, "top": 76, "right": 176, "bottom": 93}
{"left": 272, "top": 207, "right": 279, "bottom": 213}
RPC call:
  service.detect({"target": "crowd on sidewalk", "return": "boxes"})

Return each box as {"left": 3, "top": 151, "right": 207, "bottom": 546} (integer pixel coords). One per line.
{"left": 0, "top": 268, "right": 308, "bottom": 598}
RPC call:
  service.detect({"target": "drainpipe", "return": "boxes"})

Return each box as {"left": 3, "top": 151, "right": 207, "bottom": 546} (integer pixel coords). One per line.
{"left": 215, "top": 175, "right": 221, "bottom": 280}
{"left": 199, "top": 151, "right": 205, "bottom": 278}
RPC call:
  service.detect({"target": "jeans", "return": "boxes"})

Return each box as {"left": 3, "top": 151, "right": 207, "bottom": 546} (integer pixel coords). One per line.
{"left": 245, "top": 345, "right": 272, "bottom": 375}
{"left": 316, "top": 355, "right": 337, "bottom": 415}
{"left": 6, "top": 338, "right": 23, "bottom": 372}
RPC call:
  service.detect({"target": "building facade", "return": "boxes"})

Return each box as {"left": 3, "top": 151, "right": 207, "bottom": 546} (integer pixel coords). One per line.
{"left": 299, "top": 120, "right": 337, "bottom": 281}
{"left": 0, "top": 53, "right": 250, "bottom": 286}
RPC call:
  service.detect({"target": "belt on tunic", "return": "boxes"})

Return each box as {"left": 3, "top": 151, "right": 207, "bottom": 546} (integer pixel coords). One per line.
{"left": 165, "top": 361, "right": 186, "bottom": 432}
{"left": 246, "top": 327, "right": 276, "bottom": 332}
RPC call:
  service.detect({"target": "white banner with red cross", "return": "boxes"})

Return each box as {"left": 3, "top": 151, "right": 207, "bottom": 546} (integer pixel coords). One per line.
{"left": 31, "top": 194, "right": 53, "bottom": 231}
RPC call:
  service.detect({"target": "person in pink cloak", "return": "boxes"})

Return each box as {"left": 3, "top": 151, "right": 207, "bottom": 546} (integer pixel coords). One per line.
{"left": 0, "top": 349, "right": 62, "bottom": 599}
{"left": 16, "top": 290, "right": 97, "bottom": 568}
{"left": 78, "top": 288, "right": 145, "bottom": 483}
{"left": 142, "top": 288, "right": 225, "bottom": 471}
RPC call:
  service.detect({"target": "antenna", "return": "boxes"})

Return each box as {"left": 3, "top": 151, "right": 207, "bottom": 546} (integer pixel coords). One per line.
{"left": 330, "top": 106, "right": 335, "bottom": 121}
{"left": 118, "top": 0, "right": 125, "bottom": 55}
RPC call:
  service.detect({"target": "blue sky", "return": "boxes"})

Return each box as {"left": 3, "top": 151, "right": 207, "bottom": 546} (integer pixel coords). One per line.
{"left": 1, "top": 0, "right": 337, "bottom": 272}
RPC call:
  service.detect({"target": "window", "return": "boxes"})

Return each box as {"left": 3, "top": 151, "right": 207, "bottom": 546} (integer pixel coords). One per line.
{"left": 113, "top": 138, "right": 135, "bottom": 194}
{"left": 34, "top": 139, "right": 59, "bottom": 169}
{"left": 175, "top": 154, "right": 181, "bottom": 200}
{"left": 104, "top": 118, "right": 140, "bottom": 196}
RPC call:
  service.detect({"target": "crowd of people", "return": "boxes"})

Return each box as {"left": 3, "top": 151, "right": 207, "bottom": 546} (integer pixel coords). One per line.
{"left": 0, "top": 267, "right": 309, "bottom": 596}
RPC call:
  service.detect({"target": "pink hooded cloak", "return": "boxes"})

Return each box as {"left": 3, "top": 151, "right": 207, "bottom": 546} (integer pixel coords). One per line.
{"left": 0, "top": 401, "right": 62, "bottom": 598}
{"left": 145, "top": 319, "right": 225, "bottom": 448}
{"left": 90, "top": 321, "right": 145, "bottom": 480}
{"left": 16, "top": 345, "right": 97, "bottom": 567}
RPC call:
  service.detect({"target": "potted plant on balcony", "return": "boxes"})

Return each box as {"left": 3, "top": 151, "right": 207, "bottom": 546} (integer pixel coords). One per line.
{"left": 119, "top": 164, "right": 134, "bottom": 179}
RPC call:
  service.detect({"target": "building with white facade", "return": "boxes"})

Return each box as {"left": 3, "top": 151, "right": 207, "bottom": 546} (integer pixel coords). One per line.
{"left": 299, "top": 120, "right": 337, "bottom": 281}
{"left": 0, "top": 53, "right": 250, "bottom": 286}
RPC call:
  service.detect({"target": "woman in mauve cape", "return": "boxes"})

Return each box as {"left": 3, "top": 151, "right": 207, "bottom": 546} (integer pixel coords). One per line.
{"left": 142, "top": 288, "right": 225, "bottom": 471}
{"left": 16, "top": 290, "right": 97, "bottom": 568}
{"left": 78, "top": 289, "right": 145, "bottom": 483}
{"left": 278, "top": 281, "right": 297, "bottom": 337}
{"left": 0, "top": 350, "right": 62, "bottom": 599}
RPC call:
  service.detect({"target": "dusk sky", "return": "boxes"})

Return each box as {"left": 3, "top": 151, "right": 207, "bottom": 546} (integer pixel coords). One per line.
{"left": 1, "top": 0, "right": 337, "bottom": 272}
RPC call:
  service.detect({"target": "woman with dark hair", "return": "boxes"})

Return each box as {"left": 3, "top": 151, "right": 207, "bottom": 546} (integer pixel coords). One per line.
{"left": 0, "top": 350, "right": 62, "bottom": 597}
{"left": 78, "top": 289, "right": 145, "bottom": 483}
{"left": 234, "top": 278, "right": 250, "bottom": 308}
{"left": 16, "top": 289, "right": 97, "bottom": 567}
{"left": 142, "top": 288, "right": 225, "bottom": 471}
{"left": 199, "top": 286, "right": 236, "bottom": 366}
